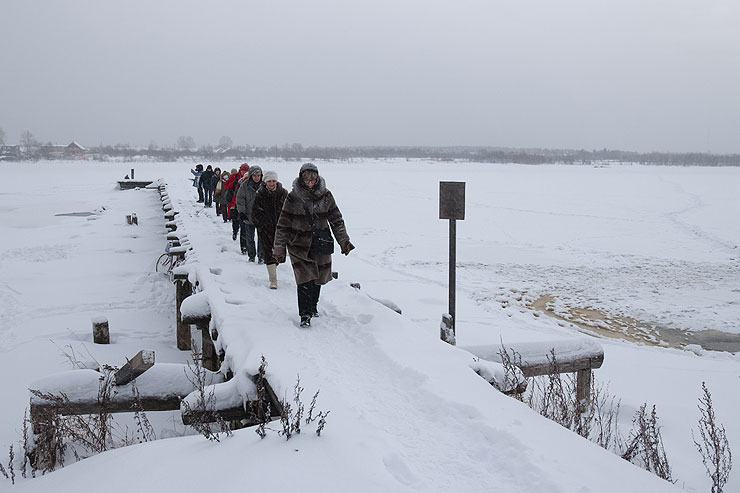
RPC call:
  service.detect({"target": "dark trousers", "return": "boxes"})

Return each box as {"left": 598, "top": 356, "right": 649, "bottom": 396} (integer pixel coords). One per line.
{"left": 197, "top": 186, "right": 204, "bottom": 202}
{"left": 297, "top": 280, "right": 321, "bottom": 317}
{"left": 231, "top": 212, "right": 240, "bottom": 237}
{"left": 240, "top": 222, "right": 259, "bottom": 259}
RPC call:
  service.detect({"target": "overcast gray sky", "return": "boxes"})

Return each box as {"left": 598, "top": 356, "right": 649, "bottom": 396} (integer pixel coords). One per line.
{"left": 1, "top": 0, "right": 739, "bottom": 153}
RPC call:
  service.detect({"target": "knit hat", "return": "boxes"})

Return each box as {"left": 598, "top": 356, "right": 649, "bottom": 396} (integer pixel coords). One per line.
{"left": 230, "top": 168, "right": 238, "bottom": 174}
{"left": 299, "top": 162, "right": 318, "bottom": 176}
{"left": 248, "top": 165, "right": 263, "bottom": 178}
{"left": 263, "top": 170, "right": 278, "bottom": 182}
{"left": 239, "top": 163, "right": 250, "bottom": 174}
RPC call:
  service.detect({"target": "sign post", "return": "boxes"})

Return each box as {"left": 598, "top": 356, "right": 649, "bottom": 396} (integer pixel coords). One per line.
{"left": 439, "top": 181, "right": 465, "bottom": 345}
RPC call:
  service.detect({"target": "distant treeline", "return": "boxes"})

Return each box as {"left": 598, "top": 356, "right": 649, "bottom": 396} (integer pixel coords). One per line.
{"left": 91, "top": 145, "right": 740, "bottom": 166}
{"left": 5, "top": 143, "right": 740, "bottom": 166}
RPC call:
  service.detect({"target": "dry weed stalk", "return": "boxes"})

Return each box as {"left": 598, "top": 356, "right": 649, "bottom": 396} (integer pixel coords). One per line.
{"left": 622, "top": 403, "right": 673, "bottom": 482}
{"left": 692, "top": 382, "right": 732, "bottom": 493}
{"left": 181, "top": 342, "right": 231, "bottom": 442}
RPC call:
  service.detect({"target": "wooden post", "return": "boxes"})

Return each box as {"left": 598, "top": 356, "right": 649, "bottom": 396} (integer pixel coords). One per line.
{"left": 130, "top": 168, "right": 135, "bottom": 180}
{"left": 114, "top": 350, "right": 155, "bottom": 385}
{"left": 198, "top": 319, "right": 218, "bottom": 372}
{"left": 175, "top": 274, "right": 192, "bottom": 350}
{"left": 92, "top": 317, "right": 110, "bottom": 344}
{"left": 576, "top": 368, "right": 592, "bottom": 412}
{"left": 440, "top": 314, "right": 455, "bottom": 346}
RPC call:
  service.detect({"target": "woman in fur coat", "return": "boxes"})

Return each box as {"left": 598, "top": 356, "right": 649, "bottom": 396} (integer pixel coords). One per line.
{"left": 273, "top": 163, "right": 354, "bottom": 327}
{"left": 251, "top": 170, "right": 288, "bottom": 289}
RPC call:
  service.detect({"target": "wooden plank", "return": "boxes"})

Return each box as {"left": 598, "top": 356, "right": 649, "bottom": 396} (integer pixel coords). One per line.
{"left": 517, "top": 353, "right": 604, "bottom": 378}
{"left": 32, "top": 395, "right": 182, "bottom": 416}
{"left": 118, "top": 180, "right": 153, "bottom": 190}
{"left": 114, "top": 350, "right": 155, "bottom": 386}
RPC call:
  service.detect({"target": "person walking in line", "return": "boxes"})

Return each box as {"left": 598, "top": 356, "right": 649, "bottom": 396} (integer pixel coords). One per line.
{"left": 236, "top": 165, "right": 263, "bottom": 261}
{"left": 191, "top": 164, "right": 204, "bottom": 202}
{"left": 213, "top": 167, "right": 223, "bottom": 215}
{"left": 219, "top": 169, "right": 237, "bottom": 223}
{"left": 228, "top": 164, "right": 250, "bottom": 239}
{"left": 252, "top": 170, "right": 288, "bottom": 289}
{"left": 200, "top": 165, "right": 216, "bottom": 207}
{"left": 273, "top": 163, "right": 354, "bottom": 327}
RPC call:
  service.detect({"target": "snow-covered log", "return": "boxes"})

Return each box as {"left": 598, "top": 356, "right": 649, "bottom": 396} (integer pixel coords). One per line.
{"left": 29, "top": 364, "right": 224, "bottom": 416}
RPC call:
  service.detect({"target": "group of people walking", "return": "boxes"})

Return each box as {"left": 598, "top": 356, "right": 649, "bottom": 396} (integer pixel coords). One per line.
{"left": 190, "top": 162, "right": 354, "bottom": 327}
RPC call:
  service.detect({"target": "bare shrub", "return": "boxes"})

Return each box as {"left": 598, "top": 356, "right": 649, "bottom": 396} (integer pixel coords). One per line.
{"left": 253, "top": 355, "right": 271, "bottom": 439}
{"left": 131, "top": 383, "right": 156, "bottom": 443}
{"left": 494, "top": 341, "right": 526, "bottom": 399}
{"left": 8, "top": 445, "right": 15, "bottom": 484}
{"left": 27, "top": 390, "right": 69, "bottom": 471}
{"left": 273, "top": 373, "right": 329, "bottom": 440}
{"left": 693, "top": 382, "right": 732, "bottom": 493}
{"left": 622, "top": 403, "right": 673, "bottom": 482}
{"left": 181, "top": 342, "right": 231, "bottom": 442}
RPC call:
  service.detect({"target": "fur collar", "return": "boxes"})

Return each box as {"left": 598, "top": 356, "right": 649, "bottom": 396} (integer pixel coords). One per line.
{"left": 291, "top": 175, "right": 327, "bottom": 201}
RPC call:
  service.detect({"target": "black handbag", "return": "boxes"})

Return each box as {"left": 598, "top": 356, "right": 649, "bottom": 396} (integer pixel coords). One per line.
{"left": 302, "top": 200, "right": 334, "bottom": 255}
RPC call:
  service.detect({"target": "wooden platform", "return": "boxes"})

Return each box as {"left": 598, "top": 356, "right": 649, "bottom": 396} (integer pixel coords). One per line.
{"left": 118, "top": 180, "right": 154, "bottom": 190}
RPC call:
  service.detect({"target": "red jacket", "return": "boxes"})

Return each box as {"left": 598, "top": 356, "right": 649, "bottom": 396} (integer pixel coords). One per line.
{"left": 223, "top": 173, "right": 240, "bottom": 218}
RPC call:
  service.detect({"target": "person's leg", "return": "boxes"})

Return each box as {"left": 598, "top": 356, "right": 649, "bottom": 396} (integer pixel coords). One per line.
{"left": 311, "top": 281, "right": 321, "bottom": 316}
{"left": 197, "top": 185, "right": 204, "bottom": 202}
{"left": 297, "top": 281, "right": 313, "bottom": 326}
{"left": 240, "top": 220, "right": 250, "bottom": 255}
{"left": 245, "top": 224, "right": 257, "bottom": 261}
{"left": 232, "top": 211, "right": 240, "bottom": 241}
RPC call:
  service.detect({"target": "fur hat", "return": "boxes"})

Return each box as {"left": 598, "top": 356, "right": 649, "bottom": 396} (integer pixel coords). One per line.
{"left": 263, "top": 170, "right": 278, "bottom": 182}
{"left": 248, "top": 165, "right": 263, "bottom": 178}
{"left": 299, "top": 162, "right": 318, "bottom": 176}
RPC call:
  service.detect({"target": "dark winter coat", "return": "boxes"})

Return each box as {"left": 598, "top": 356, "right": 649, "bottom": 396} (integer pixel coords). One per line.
{"left": 273, "top": 176, "right": 350, "bottom": 285}
{"left": 251, "top": 181, "right": 288, "bottom": 261}
{"left": 236, "top": 174, "right": 262, "bottom": 224}
{"left": 200, "top": 170, "right": 216, "bottom": 191}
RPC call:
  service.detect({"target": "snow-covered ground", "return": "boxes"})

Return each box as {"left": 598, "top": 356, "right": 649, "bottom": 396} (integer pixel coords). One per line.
{"left": 0, "top": 159, "right": 738, "bottom": 492}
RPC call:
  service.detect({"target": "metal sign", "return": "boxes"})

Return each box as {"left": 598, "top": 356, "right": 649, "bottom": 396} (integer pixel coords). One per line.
{"left": 439, "top": 181, "right": 465, "bottom": 220}
{"left": 439, "top": 181, "right": 465, "bottom": 345}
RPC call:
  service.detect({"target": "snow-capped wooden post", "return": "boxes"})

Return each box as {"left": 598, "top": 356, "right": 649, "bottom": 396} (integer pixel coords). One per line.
{"left": 174, "top": 272, "right": 192, "bottom": 350}
{"left": 439, "top": 181, "right": 465, "bottom": 346}
{"left": 180, "top": 292, "right": 218, "bottom": 371}
{"left": 92, "top": 316, "right": 110, "bottom": 344}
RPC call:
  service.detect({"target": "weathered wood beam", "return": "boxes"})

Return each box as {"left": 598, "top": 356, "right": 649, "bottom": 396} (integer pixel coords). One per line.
{"left": 114, "top": 350, "right": 155, "bottom": 386}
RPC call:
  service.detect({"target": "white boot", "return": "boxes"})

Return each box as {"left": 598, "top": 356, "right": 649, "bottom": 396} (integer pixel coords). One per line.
{"left": 267, "top": 264, "right": 278, "bottom": 289}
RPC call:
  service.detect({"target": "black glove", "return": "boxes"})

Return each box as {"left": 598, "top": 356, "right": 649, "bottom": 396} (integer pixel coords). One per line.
{"left": 239, "top": 212, "right": 248, "bottom": 221}
{"left": 275, "top": 255, "right": 286, "bottom": 264}
{"left": 341, "top": 241, "right": 355, "bottom": 255}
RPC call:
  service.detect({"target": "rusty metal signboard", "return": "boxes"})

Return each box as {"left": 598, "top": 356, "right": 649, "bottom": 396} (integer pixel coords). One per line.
{"left": 439, "top": 181, "right": 465, "bottom": 220}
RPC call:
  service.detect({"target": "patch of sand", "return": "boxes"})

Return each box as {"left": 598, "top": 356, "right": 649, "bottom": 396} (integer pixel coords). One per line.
{"left": 530, "top": 295, "right": 740, "bottom": 353}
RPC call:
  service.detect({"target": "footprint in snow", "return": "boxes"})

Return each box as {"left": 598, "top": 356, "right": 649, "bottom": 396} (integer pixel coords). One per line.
{"left": 225, "top": 297, "right": 248, "bottom": 305}
{"left": 357, "top": 313, "right": 373, "bottom": 325}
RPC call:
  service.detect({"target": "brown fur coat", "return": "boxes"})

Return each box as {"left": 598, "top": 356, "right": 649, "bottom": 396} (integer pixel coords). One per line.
{"left": 273, "top": 176, "right": 350, "bottom": 285}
